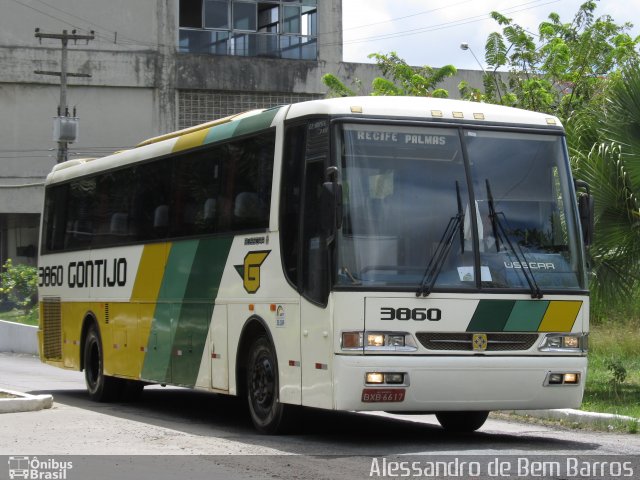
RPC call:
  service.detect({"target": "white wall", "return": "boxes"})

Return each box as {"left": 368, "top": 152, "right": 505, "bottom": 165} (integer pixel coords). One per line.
{"left": 0, "top": 320, "right": 38, "bottom": 355}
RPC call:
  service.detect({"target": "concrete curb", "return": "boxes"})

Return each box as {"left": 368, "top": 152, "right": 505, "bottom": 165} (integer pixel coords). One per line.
{"left": 513, "top": 408, "right": 639, "bottom": 426}
{"left": 0, "top": 388, "right": 53, "bottom": 414}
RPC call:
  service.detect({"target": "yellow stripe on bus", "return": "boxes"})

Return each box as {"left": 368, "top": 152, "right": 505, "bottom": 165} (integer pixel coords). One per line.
{"left": 172, "top": 128, "right": 210, "bottom": 153}
{"left": 126, "top": 243, "right": 171, "bottom": 379}
{"left": 131, "top": 243, "right": 171, "bottom": 302}
{"left": 538, "top": 300, "right": 582, "bottom": 332}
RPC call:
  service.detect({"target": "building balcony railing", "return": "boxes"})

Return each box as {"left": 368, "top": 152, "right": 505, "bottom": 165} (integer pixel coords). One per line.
{"left": 178, "top": 29, "right": 317, "bottom": 60}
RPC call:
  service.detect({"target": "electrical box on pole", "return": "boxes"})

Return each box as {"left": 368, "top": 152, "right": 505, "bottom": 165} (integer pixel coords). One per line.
{"left": 53, "top": 116, "right": 79, "bottom": 143}
{"left": 34, "top": 28, "right": 94, "bottom": 163}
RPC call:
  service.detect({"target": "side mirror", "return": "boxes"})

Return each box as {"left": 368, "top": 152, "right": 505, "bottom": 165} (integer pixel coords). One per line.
{"left": 575, "top": 180, "right": 594, "bottom": 246}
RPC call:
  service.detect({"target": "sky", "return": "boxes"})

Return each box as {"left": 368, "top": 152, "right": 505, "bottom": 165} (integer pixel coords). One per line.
{"left": 341, "top": 0, "right": 640, "bottom": 70}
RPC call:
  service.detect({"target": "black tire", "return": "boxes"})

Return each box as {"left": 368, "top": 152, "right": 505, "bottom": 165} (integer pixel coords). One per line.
{"left": 246, "top": 336, "right": 293, "bottom": 434}
{"left": 83, "top": 324, "right": 122, "bottom": 402}
{"left": 435, "top": 411, "right": 489, "bottom": 433}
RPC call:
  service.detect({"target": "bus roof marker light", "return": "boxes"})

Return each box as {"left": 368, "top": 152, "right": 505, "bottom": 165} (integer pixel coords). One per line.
{"left": 431, "top": 110, "right": 443, "bottom": 118}
{"left": 473, "top": 113, "right": 485, "bottom": 120}
{"left": 546, "top": 118, "right": 557, "bottom": 125}
{"left": 351, "top": 106, "right": 363, "bottom": 113}
{"left": 453, "top": 112, "right": 464, "bottom": 119}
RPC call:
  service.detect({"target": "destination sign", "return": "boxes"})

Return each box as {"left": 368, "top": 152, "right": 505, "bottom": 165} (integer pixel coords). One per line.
{"left": 355, "top": 130, "right": 448, "bottom": 146}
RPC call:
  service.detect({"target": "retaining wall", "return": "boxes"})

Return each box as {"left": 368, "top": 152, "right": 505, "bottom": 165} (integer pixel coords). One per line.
{"left": 0, "top": 320, "right": 38, "bottom": 355}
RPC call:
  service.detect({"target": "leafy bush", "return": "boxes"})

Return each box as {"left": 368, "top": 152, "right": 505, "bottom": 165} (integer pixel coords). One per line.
{"left": 0, "top": 259, "right": 38, "bottom": 314}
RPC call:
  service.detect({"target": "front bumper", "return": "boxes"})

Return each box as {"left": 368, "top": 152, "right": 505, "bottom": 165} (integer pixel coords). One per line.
{"left": 334, "top": 354, "right": 586, "bottom": 412}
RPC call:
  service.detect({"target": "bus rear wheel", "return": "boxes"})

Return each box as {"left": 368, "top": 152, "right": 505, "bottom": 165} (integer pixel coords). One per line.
{"left": 246, "top": 336, "right": 292, "bottom": 434}
{"left": 435, "top": 411, "right": 489, "bottom": 433}
{"left": 83, "top": 324, "right": 122, "bottom": 402}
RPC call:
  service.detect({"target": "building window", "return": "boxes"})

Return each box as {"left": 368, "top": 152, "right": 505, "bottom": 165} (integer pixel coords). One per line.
{"left": 179, "top": 0, "right": 317, "bottom": 60}
{"left": 233, "top": 2, "right": 257, "bottom": 30}
{"left": 204, "top": 0, "right": 230, "bottom": 29}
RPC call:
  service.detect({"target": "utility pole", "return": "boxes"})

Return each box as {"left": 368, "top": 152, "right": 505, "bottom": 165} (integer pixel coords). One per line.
{"left": 34, "top": 29, "right": 94, "bottom": 163}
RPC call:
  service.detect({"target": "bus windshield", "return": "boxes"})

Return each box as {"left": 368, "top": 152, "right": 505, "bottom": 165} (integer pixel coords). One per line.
{"left": 335, "top": 123, "right": 585, "bottom": 292}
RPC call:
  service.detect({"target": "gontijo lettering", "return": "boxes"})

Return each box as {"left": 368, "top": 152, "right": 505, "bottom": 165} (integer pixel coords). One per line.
{"left": 38, "top": 258, "right": 127, "bottom": 288}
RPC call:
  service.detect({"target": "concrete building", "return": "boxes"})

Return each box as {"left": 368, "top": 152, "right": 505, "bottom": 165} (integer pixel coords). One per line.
{"left": 0, "top": 0, "right": 483, "bottom": 268}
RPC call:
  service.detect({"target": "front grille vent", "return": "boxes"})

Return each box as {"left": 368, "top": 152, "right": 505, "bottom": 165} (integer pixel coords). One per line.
{"left": 41, "top": 297, "right": 62, "bottom": 360}
{"left": 416, "top": 332, "right": 538, "bottom": 352}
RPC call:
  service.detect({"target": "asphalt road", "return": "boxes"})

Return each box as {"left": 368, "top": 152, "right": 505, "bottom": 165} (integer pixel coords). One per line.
{"left": 1, "top": 352, "right": 639, "bottom": 480}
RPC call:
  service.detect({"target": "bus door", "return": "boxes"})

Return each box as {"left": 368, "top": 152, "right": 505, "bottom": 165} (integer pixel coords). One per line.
{"left": 300, "top": 120, "right": 334, "bottom": 409}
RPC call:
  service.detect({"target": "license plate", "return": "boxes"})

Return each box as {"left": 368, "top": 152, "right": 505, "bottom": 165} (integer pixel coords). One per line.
{"left": 361, "top": 388, "right": 406, "bottom": 403}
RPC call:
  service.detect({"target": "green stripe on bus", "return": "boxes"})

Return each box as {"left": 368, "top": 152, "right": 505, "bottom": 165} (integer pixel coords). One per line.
{"left": 142, "top": 241, "right": 199, "bottom": 383}
{"left": 503, "top": 300, "right": 549, "bottom": 332}
{"left": 202, "top": 108, "right": 279, "bottom": 146}
{"left": 204, "top": 122, "right": 240, "bottom": 145}
{"left": 234, "top": 108, "right": 280, "bottom": 136}
{"left": 171, "top": 236, "right": 233, "bottom": 386}
{"left": 466, "top": 300, "right": 515, "bottom": 332}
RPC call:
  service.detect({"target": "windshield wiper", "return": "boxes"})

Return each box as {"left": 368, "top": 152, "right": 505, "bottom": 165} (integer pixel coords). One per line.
{"left": 486, "top": 179, "right": 543, "bottom": 299}
{"left": 416, "top": 182, "right": 464, "bottom": 297}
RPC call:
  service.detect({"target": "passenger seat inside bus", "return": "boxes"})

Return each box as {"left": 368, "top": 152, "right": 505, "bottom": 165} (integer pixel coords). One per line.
{"left": 154, "top": 205, "right": 169, "bottom": 237}
{"left": 234, "top": 192, "right": 265, "bottom": 229}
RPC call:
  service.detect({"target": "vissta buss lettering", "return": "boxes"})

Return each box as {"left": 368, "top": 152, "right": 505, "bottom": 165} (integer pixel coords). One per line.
{"left": 38, "top": 258, "right": 127, "bottom": 288}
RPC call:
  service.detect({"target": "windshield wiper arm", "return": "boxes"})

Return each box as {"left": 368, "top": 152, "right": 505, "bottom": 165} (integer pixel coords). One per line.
{"left": 417, "top": 182, "right": 464, "bottom": 297}
{"left": 486, "top": 179, "right": 543, "bottom": 299}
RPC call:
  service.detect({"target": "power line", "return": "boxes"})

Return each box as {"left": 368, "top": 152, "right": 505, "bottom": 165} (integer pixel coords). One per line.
{"left": 8, "top": 0, "right": 158, "bottom": 50}
{"left": 337, "top": 0, "right": 561, "bottom": 48}
{"left": 0, "top": 183, "right": 46, "bottom": 188}
{"left": 340, "top": 0, "right": 477, "bottom": 32}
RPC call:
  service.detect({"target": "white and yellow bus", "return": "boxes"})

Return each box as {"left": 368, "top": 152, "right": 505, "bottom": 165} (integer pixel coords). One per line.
{"left": 38, "top": 96, "right": 591, "bottom": 433}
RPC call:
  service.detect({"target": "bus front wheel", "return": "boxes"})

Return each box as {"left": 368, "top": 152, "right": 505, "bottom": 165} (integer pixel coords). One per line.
{"left": 83, "top": 324, "right": 122, "bottom": 402}
{"left": 435, "top": 411, "right": 489, "bottom": 433}
{"left": 246, "top": 336, "right": 291, "bottom": 434}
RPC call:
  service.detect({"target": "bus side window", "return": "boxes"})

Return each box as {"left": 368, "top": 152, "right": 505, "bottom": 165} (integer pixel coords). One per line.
{"left": 42, "top": 184, "right": 69, "bottom": 253}
{"left": 131, "top": 159, "right": 172, "bottom": 241}
{"left": 280, "top": 124, "right": 307, "bottom": 291}
{"left": 65, "top": 178, "right": 96, "bottom": 249}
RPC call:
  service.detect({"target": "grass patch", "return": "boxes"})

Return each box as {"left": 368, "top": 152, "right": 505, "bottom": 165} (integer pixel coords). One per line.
{"left": 0, "top": 308, "right": 39, "bottom": 326}
{"left": 581, "top": 319, "right": 640, "bottom": 420}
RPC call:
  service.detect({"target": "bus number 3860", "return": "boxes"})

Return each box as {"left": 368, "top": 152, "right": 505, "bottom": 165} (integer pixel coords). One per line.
{"left": 380, "top": 307, "right": 442, "bottom": 321}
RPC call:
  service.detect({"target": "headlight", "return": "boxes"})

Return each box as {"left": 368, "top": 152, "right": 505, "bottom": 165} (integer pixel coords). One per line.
{"left": 341, "top": 331, "right": 417, "bottom": 352}
{"left": 539, "top": 333, "right": 587, "bottom": 352}
{"left": 545, "top": 372, "right": 581, "bottom": 386}
{"left": 365, "top": 372, "right": 408, "bottom": 385}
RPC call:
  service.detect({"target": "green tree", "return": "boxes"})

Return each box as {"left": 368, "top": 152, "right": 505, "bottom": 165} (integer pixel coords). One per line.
{"left": 0, "top": 259, "right": 38, "bottom": 314}
{"left": 323, "top": 52, "right": 456, "bottom": 98}
{"left": 478, "top": 1, "right": 640, "bottom": 119}
{"left": 568, "top": 65, "right": 640, "bottom": 306}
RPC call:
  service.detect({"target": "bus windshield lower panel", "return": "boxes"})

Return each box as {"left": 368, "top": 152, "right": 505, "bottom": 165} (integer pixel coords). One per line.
{"left": 335, "top": 123, "right": 585, "bottom": 292}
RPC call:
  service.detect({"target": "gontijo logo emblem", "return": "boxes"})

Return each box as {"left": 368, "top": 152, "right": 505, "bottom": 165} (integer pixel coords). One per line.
{"left": 235, "top": 251, "right": 270, "bottom": 294}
